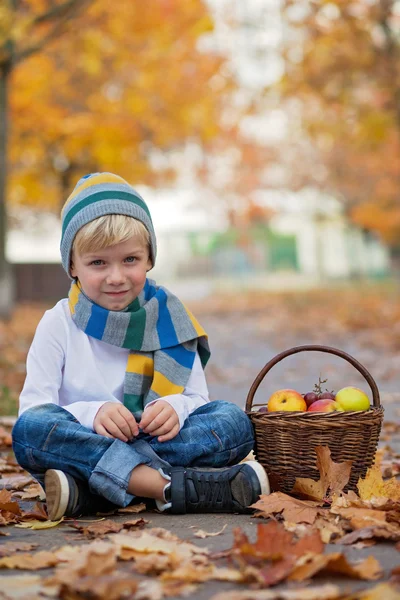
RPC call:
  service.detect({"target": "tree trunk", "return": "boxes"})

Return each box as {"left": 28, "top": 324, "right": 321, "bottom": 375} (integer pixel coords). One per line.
{"left": 0, "top": 64, "right": 15, "bottom": 319}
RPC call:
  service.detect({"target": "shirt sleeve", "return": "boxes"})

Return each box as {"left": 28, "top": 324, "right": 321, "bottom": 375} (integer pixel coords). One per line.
{"left": 19, "top": 310, "right": 108, "bottom": 429}
{"left": 143, "top": 351, "right": 210, "bottom": 429}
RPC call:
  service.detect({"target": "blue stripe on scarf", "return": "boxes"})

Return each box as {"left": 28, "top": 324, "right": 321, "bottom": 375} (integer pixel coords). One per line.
{"left": 163, "top": 345, "right": 195, "bottom": 369}
{"left": 156, "top": 288, "right": 179, "bottom": 347}
{"left": 85, "top": 304, "right": 108, "bottom": 338}
{"left": 144, "top": 279, "right": 157, "bottom": 301}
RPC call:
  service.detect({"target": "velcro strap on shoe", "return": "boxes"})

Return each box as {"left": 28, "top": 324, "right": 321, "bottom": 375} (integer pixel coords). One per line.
{"left": 170, "top": 467, "right": 186, "bottom": 514}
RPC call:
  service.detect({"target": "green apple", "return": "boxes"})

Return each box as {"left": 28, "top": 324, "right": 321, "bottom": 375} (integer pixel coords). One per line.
{"left": 335, "top": 386, "right": 370, "bottom": 411}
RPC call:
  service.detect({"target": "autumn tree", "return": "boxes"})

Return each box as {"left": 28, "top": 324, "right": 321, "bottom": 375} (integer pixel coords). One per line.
{"left": 9, "top": 0, "right": 230, "bottom": 212}
{"left": 279, "top": 0, "right": 400, "bottom": 247}
{"left": 0, "top": 0, "right": 91, "bottom": 317}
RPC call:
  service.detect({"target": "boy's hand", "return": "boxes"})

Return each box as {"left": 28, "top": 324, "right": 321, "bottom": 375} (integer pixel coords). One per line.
{"left": 139, "top": 400, "right": 180, "bottom": 442}
{"left": 94, "top": 402, "right": 139, "bottom": 442}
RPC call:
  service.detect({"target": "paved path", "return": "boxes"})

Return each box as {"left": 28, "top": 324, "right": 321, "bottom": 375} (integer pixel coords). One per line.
{"left": 1, "top": 311, "right": 399, "bottom": 599}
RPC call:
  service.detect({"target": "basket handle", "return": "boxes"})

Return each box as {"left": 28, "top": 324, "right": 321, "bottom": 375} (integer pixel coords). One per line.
{"left": 245, "top": 344, "right": 380, "bottom": 411}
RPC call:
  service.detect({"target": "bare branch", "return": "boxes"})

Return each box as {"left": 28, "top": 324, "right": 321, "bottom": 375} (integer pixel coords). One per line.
{"left": 13, "top": 0, "right": 93, "bottom": 66}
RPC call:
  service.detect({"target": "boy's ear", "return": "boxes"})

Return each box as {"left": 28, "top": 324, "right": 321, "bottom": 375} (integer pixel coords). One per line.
{"left": 70, "top": 259, "right": 76, "bottom": 278}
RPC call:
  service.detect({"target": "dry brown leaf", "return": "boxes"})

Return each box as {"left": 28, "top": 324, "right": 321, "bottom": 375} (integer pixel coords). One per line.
{"left": 122, "top": 517, "right": 149, "bottom": 530}
{"left": 0, "top": 488, "right": 21, "bottom": 515}
{"left": 161, "top": 563, "right": 244, "bottom": 583}
{"left": 57, "top": 572, "right": 139, "bottom": 600}
{"left": 70, "top": 518, "right": 124, "bottom": 537}
{"left": 344, "top": 582, "right": 400, "bottom": 599}
{"left": 51, "top": 541, "right": 118, "bottom": 586}
{"left": 20, "top": 501, "right": 49, "bottom": 521}
{"left": 115, "top": 502, "right": 146, "bottom": 514}
{"left": 289, "top": 552, "right": 382, "bottom": 582}
{"left": 0, "top": 542, "right": 38, "bottom": 557}
{"left": 210, "top": 583, "right": 342, "bottom": 599}
{"left": 19, "top": 483, "right": 45, "bottom": 501}
{"left": 193, "top": 524, "right": 227, "bottom": 538}
{"left": 0, "top": 550, "right": 59, "bottom": 570}
{"left": 292, "top": 446, "right": 352, "bottom": 501}
{"left": 358, "top": 464, "right": 400, "bottom": 501}
{"left": 0, "top": 574, "right": 58, "bottom": 599}
{"left": 234, "top": 521, "right": 324, "bottom": 562}
{"left": 340, "top": 526, "right": 400, "bottom": 544}
{"left": 109, "top": 530, "right": 209, "bottom": 561}
{"left": 251, "top": 492, "right": 324, "bottom": 524}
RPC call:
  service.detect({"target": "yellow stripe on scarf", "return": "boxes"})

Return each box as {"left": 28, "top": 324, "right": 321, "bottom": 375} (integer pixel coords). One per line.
{"left": 151, "top": 371, "right": 184, "bottom": 397}
{"left": 126, "top": 354, "right": 154, "bottom": 377}
{"left": 61, "top": 173, "right": 129, "bottom": 216}
{"left": 184, "top": 305, "right": 207, "bottom": 338}
{"left": 68, "top": 282, "right": 81, "bottom": 315}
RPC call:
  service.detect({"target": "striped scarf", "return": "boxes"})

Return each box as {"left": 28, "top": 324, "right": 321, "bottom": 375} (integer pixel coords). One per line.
{"left": 68, "top": 278, "right": 210, "bottom": 420}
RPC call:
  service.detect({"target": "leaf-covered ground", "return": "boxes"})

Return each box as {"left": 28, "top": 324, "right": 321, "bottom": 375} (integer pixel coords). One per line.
{"left": 0, "top": 282, "right": 399, "bottom": 599}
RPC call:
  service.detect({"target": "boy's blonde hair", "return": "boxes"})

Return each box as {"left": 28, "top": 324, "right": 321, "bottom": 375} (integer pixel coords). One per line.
{"left": 72, "top": 214, "right": 150, "bottom": 259}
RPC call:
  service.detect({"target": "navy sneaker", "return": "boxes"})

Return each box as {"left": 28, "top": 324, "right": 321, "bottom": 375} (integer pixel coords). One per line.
{"left": 165, "top": 460, "right": 270, "bottom": 514}
{"left": 44, "top": 469, "right": 114, "bottom": 521}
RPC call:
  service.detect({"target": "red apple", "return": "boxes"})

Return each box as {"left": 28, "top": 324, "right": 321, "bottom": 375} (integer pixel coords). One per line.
{"left": 268, "top": 389, "right": 307, "bottom": 412}
{"left": 307, "top": 399, "right": 342, "bottom": 413}
{"left": 303, "top": 391, "right": 319, "bottom": 407}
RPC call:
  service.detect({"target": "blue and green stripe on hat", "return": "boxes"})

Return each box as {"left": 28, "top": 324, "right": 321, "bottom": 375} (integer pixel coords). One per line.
{"left": 60, "top": 173, "right": 157, "bottom": 277}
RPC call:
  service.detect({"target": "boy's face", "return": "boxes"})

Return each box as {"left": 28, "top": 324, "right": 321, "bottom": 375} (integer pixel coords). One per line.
{"left": 70, "top": 236, "right": 152, "bottom": 311}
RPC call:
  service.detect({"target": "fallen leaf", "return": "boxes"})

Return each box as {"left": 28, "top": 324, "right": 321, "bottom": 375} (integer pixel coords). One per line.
{"left": 15, "top": 517, "right": 64, "bottom": 529}
{"left": 345, "top": 582, "right": 400, "bottom": 599}
{"left": 339, "top": 526, "right": 400, "bottom": 545}
{"left": 251, "top": 492, "right": 324, "bottom": 524}
{"left": 116, "top": 502, "right": 146, "bottom": 514}
{"left": 0, "top": 489, "right": 21, "bottom": 515}
{"left": 0, "top": 550, "right": 59, "bottom": 570}
{"left": 20, "top": 483, "right": 45, "bottom": 501}
{"left": 57, "top": 572, "right": 139, "bottom": 600}
{"left": 122, "top": 517, "right": 149, "bottom": 530}
{"left": 210, "top": 583, "right": 342, "bottom": 599}
{"left": 70, "top": 518, "right": 124, "bottom": 537}
{"left": 0, "top": 542, "right": 38, "bottom": 557}
{"left": 109, "top": 530, "right": 208, "bottom": 561}
{"left": 0, "top": 574, "right": 57, "bottom": 599}
{"left": 358, "top": 464, "right": 400, "bottom": 501}
{"left": 193, "top": 524, "right": 227, "bottom": 538}
{"left": 289, "top": 552, "right": 382, "bottom": 582}
{"left": 292, "top": 446, "right": 352, "bottom": 501}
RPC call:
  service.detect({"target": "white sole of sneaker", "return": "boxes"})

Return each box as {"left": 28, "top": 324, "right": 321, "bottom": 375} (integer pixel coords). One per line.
{"left": 245, "top": 460, "right": 271, "bottom": 496}
{"left": 44, "top": 469, "right": 70, "bottom": 521}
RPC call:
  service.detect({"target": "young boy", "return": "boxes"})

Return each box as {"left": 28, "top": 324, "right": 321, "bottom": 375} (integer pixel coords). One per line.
{"left": 12, "top": 173, "right": 269, "bottom": 520}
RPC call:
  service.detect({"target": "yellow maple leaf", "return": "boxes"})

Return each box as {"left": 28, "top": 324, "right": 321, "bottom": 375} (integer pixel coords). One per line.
{"left": 357, "top": 465, "right": 400, "bottom": 501}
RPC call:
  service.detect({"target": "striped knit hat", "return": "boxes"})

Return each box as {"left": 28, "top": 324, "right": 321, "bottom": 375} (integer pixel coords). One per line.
{"left": 60, "top": 173, "right": 157, "bottom": 277}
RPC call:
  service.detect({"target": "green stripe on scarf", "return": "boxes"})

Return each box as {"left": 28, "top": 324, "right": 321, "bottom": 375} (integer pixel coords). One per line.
{"left": 68, "top": 279, "right": 210, "bottom": 421}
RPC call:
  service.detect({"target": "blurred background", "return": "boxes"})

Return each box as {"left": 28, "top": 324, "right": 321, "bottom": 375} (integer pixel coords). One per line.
{"left": 0, "top": 0, "right": 399, "bottom": 414}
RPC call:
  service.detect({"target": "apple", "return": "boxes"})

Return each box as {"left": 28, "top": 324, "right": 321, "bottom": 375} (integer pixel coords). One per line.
{"left": 268, "top": 389, "right": 307, "bottom": 412}
{"left": 307, "top": 399, "right": 341, "bottom": 412}
{"left": 335, "top": 386, "right": 370, "bottom": 411}
{"left": 303, "top": 391, "right": 319, "bottom": 407}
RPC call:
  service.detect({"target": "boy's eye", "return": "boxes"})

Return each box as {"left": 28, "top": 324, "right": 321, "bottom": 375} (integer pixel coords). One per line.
{"left": 125, "top": 256, "right": 136, "bottom": 263}
{"left": 90, "top": 259, "right": 104, "bottom": 266}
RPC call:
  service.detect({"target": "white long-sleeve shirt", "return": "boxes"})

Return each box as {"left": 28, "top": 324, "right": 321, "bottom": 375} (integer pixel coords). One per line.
{"left": 19, "top": 299, "right": 210, "bottom": 431}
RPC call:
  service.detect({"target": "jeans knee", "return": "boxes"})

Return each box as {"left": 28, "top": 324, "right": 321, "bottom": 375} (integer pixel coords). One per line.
{"left": 12, "top": 404, "right": 74, "bottom": 446}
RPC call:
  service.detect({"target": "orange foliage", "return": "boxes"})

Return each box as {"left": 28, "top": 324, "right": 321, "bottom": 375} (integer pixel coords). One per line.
{"left": 281, "top": 0, "right": 400, "bottom": 245}
{"left": 7, "top": 0, "right": 233, "bottom": 210}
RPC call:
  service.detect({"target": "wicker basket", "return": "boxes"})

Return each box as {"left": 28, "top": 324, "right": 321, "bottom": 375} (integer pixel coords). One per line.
{"left": 245, "top": 345, "right": 384, "bottom": 494}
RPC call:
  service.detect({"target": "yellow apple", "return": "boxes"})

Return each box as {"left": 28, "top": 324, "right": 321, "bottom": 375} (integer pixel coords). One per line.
{"left": 335, "top": 386, "right": 370, "bottom": 411}
{"left": 268, "top": 389, "right": 307, "bottom": 412}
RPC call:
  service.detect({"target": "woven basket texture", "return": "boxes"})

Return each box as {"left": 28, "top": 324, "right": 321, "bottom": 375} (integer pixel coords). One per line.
{"left": 245, "top": 345, "right": 384, "bottom": 494}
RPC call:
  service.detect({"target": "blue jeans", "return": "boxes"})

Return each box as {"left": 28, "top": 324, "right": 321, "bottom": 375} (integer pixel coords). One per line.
{"left": 12, "top": 401, "right": 254, "bottom": 507}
